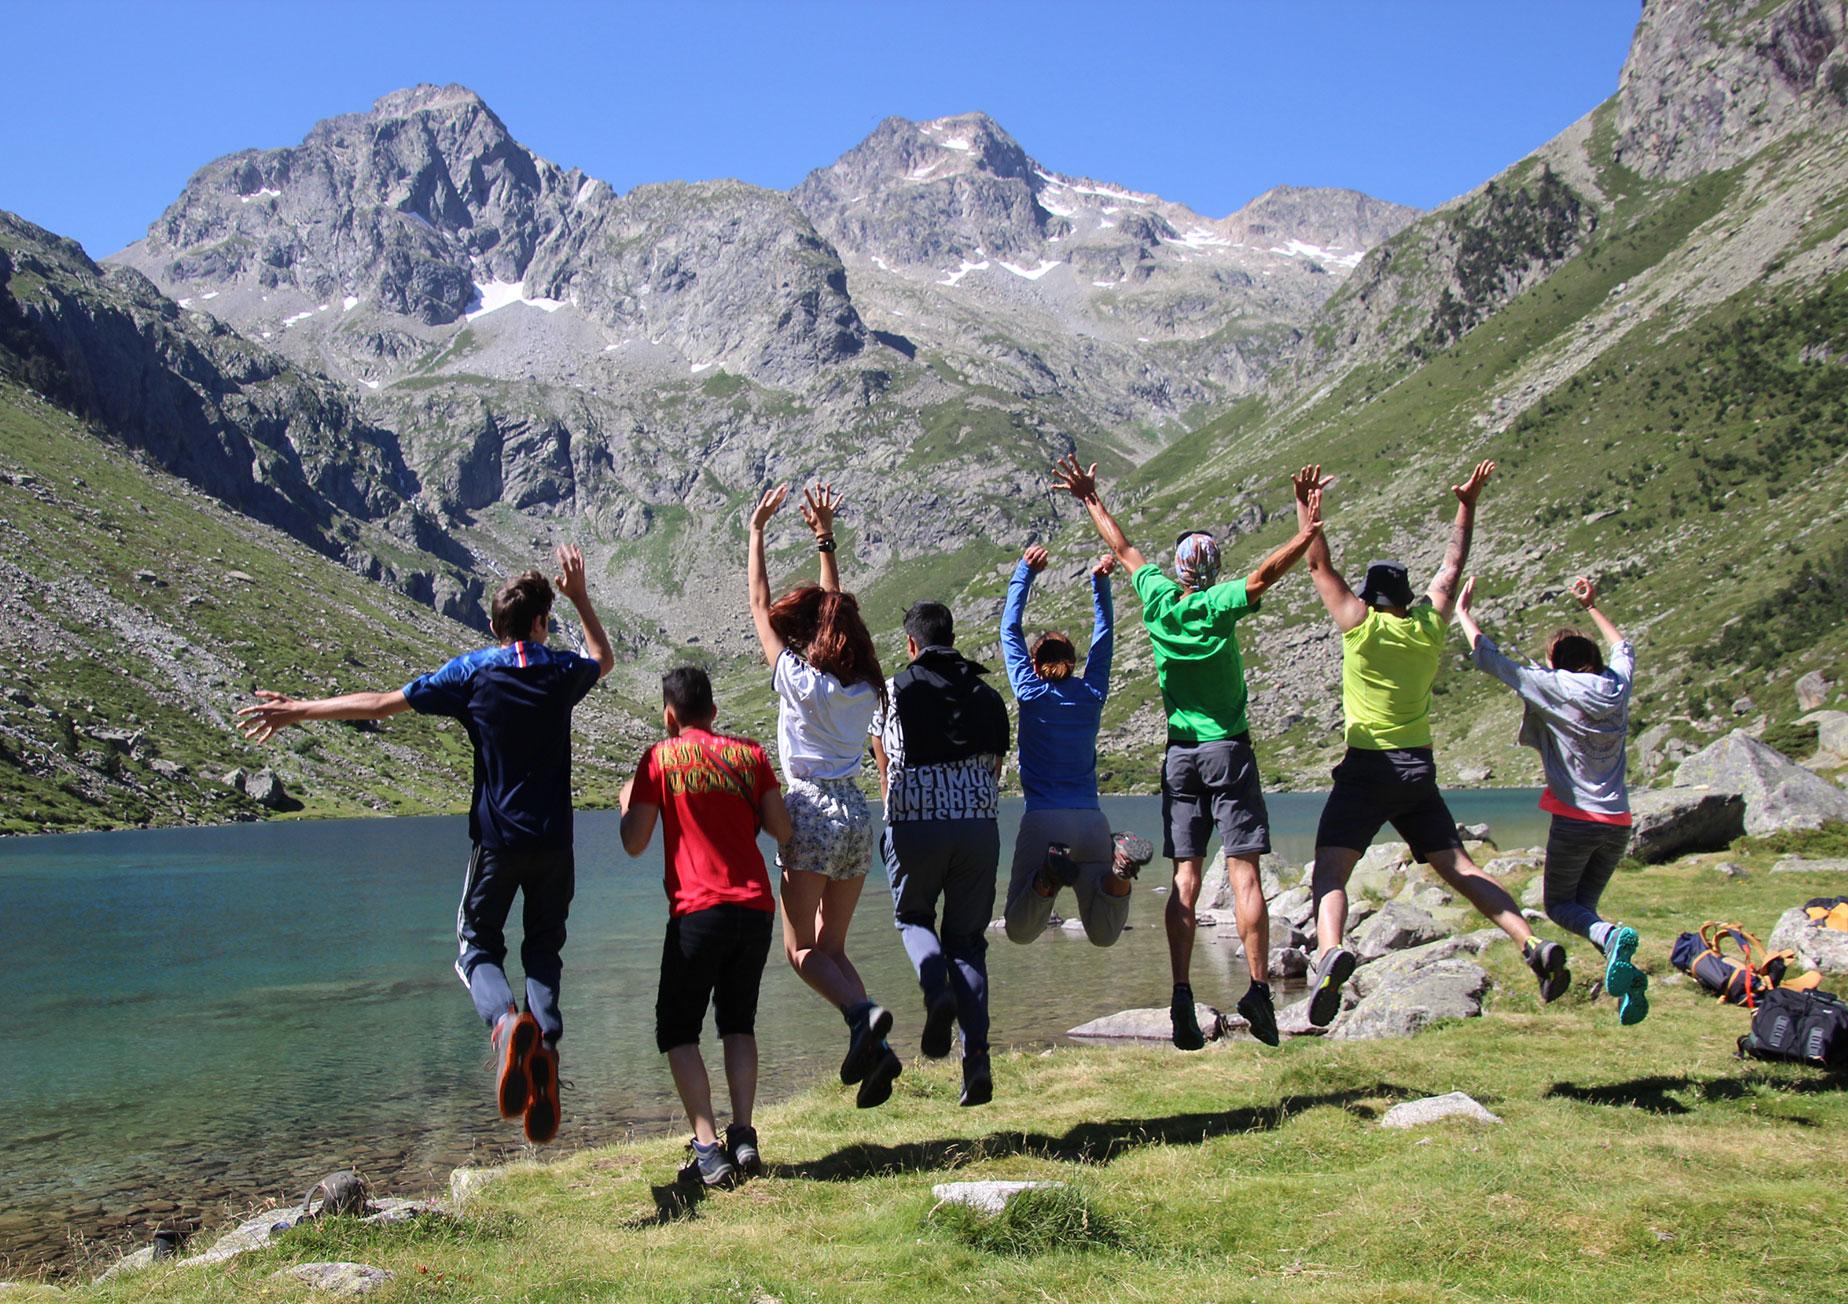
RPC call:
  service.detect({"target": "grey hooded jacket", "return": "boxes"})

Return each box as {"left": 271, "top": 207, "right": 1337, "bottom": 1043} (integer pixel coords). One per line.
{"left": 1471, "top": 636, "right": 1635, "bottom": 818}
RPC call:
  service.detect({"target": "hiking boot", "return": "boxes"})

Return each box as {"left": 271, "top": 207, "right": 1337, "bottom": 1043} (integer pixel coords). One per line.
{"left": 1111, "top": 832, "right": 1154, "bottom": 881}
{"left": 920, "top": 990, "right": 957, "bottom": 1060}
{"left": 1526, "top": 938, "right": 1571, "bottom": 1004}
{"left": 724, "top": 1123, "right": 761, "bottom": 1179}
{"left": 1308, "top": 947, "right": 1357, "bottom": 1028}
{"left": 1171, "top": 984, "right": 1207, "bottom": 1051}
{"left": 524, "top": 1040, "right": 561, "bottom": 1145}
{"left": 960, "top": 1052, "right": 993, "bottom": 1108}
{"left": 686, "top": 1137, "right": 736, "bottom": 1189}
{"left": 840, "top": 1003, "right": 894, "bottom": 1085}
{"left": 1237, "top": 982, "right": 1280, "bottom": 1047}
{"left": 1603, "top": 925, "right": 1649, "bottom": 1026}
{"left": 856, "top": 1044, "right": 902, "bottom": 1109}
{"left": 491, "top": 1008, "right": 539, "bottom": 1121}
{"left": 1044, "top": 842, "right": 1080, "bottom": 889}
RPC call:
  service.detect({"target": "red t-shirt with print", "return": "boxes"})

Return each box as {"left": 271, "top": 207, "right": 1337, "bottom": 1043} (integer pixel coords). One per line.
{"left": 632, "top": 727, "right": 778, "bottom": 918}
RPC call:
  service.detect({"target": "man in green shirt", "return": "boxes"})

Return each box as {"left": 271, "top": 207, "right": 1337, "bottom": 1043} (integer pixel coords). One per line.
{"left": 1053, "top": 453, "right": 1323, "bottom": 1050}
{"left": 1291, "top": 461, "right": 1553, "bottom": 1029}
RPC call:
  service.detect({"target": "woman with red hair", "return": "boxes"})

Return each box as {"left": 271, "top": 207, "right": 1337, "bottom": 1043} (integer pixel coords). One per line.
{"left": 746, "top": 482, "right": 901, "bottom": 1106}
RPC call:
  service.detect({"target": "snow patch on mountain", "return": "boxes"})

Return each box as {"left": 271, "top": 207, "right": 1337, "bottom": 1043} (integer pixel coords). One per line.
{"left": 999, "top": 258, "right": 1061, "bottom": 281}
{"left": 939, "top": 258, "right": 990, "bottom": 287}
{"left": 238, "top": 188, "right": 281, "bottom": 204}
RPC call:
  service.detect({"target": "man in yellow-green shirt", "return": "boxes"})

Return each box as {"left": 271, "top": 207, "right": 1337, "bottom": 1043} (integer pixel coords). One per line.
{"left": 1290, "top": 461, "right": 1550, "bottom": 1029}
{"left": 1054, "top": 453, "right": 1324, "bottom": 1052}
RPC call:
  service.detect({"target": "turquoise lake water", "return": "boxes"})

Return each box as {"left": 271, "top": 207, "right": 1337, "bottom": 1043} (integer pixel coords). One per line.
{"left": 0, "top": 791, "right": 1547, "bottom": 1273}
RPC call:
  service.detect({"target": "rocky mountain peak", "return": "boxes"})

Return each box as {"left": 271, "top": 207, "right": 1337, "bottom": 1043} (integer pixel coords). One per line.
{"left": 369, "top": 82, "right": 491, "bottom": 119}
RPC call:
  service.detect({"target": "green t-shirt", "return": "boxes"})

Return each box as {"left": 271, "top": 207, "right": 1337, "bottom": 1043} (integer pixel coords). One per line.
{"left": 1130, "top": 563, "right": 1259, "bottom": 743}
{"left": 1342, "top": 605, "right": 1449, "bottom": 750}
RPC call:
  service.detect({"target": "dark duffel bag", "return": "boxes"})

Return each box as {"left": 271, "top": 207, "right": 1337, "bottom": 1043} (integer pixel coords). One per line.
{"left": 1737, "top": 987, "right": 1848, "bottom": 1068}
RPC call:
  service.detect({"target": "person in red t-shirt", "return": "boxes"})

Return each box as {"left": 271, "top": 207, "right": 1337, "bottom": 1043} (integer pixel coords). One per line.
{"left": 621, "top": 666, "right": 792, "bottom": 1188}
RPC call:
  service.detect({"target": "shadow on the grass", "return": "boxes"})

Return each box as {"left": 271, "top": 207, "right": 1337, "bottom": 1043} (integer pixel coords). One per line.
{"left": 616, "top": 1171, "right": 709, "bottom": 1229}
{"left": 1545, "top": 1070, "right": 1847, "bottom": 1115}
{"left": 770, "top": 1085, "right": 1402, "bottom": 1182}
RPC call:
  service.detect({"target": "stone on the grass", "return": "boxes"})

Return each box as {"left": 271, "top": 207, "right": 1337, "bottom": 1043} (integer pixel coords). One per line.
{"left": 932, "top": 1180, "right": 1066, "bottom": 1214}
{"left": 1330, "top": 960, "right": 1491, "bottom": 1042}
{"left": 1353, "top": 902, "right": 1445, "bottom": 962}
{"left": 1713, "top": 861, "right": 1751, "bottom": 878}
{"left": 1068, "top": 1004, "right": 1222, "bottom": 1042}
{"left": 1483, "top": 851, "right": 1542, "bottom": 878}
{"left": 1768, "top": 907, "right": 1848, "bottom": 974}
{"left": 178, "top": 1208, "right": 294, "bottom": 1267}
{"left": 1806, "top": 710, "right": 1848, "bottom": 767}
{"left": 1380, "top": 1091, "right": 1502, "bottom": 1129}
{"left": 96, "top": 1245, "right": 158, "bottom": 1281}
{"left": 1454, "top": 764, "right": 1493, "bottom": 784}
{"left": 1771, "top": 856, "right": 1848, "bottom": 874}
{"left": 1521, "top": 875, "right": 1545, "bottom": 908}
{"left": 449, "top": 1166, "right": 500, "bottom": 1209}
{"left": 1350, "top": 936, "right": 1487, "bottom": 1000}
{"left": 1457, "top": 822, "right": 1493, "bottom": 843}
{"left": 1275, "top": 995, "right": 1327, "bottom": 1038}
{"left": 1796, "top": 670, "right": 1832, "bottom": 712}
{"left": 1675, "top": 731, "right": 1848, "bottom": 834}
{"left": 279, "top": 1262, "right": 393, "bottom": 1295}
{"left": 1628, "top": 788, "right": 1747, "bottom": 862}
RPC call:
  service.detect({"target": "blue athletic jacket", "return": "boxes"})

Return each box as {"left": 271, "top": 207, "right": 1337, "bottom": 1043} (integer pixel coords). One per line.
{"left": 1000, "top": 560, "right": 1113, "bottom": 812}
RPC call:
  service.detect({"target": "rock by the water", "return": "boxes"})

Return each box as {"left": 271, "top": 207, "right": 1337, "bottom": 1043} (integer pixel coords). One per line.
{"left": 1454, "top": 764, "right": 1493, "bottom": 784}
{"left": 1270, "top": 885, "right": 1314, "bottom": 927}
{"left": 1483, "top": 851, "right": 1542, "bottom": 877}
{"left": 1771, "top": 856, "right": 1848, "bottom": 874}
{"left": 1457, "top": 822, "right": 1493, "bottom": 843}
{"left": 1628, "top": 787, "right": 1746, "bottom": 862}
{"left": 242, "top": 768, "right": 291, "bottom": 810}
{"left": 1353, "top": 902, "right": 1445, "bottom": 961}
{"left": 1674, "top": 731, "right": 1848, "bottom": 834}
{"left": 449, "top": 1166, "right": 499, "bottom": 1209}
{"left": 279, "top": 1262, "right": 393, "bottom": 1295}
{"left": 932, "top": 1180, "right": 1065, "bottom": 1214}
{"left": 1380, "top": 1091, "right": 1502, "bottom": 1129}
{"left": 1330, "top": 959, "right": 1490, "bottom": 1041}
{"left": 179, "top": 1208, "right": 294, "bottom": 1267}
{"left": 1768, "top": 907, "right": 1848, "bottom": 974}
{"left": 1068, "top": 1003, "right": 1222, "bottom": 1041}
{"left": 96, "top": 1244, "right": 159, "bottom": 1282}
{"left": 1796, "top": 670, "right": 1832, "bottom": 711}
{"left": 1268, "top": 946, "right": 1310, "bottom": 979}
{"left": 1350, "top": 934, "right": 1499, "bottom": 1000}
{"left": 221, "top": 766, "right": 248, "bottom": 791}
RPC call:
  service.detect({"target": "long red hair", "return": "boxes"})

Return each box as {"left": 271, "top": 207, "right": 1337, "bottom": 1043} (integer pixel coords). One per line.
{"left": 768, "top": 585, "right": 887, "bottom": 708}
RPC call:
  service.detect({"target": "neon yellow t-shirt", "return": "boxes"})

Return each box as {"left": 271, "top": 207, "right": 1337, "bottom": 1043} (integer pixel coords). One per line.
{"left": 1342, "top": 606, "right": 1448, "bottom": 750}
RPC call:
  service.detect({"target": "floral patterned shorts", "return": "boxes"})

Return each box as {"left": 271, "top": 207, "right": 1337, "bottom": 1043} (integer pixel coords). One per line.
{"left": 777, "top": 775, "right": 876, "bottom": 881}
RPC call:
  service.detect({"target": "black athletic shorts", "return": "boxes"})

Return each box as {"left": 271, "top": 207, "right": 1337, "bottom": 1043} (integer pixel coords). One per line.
{"left": 1161, "top": 733, "right": 1272, "bottom": 861}
{"left": 654, "top": 904, "right": 775, "bottom": 1052}
{"left": 1314, "top": 746, "right": 1464, "bottom": 864}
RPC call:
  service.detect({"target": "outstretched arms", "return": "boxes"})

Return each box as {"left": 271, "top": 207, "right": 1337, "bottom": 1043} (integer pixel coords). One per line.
{"left": 1083, "top": 553, "right": 1116, "bottom": 693}
{"left": 1293, "top": 464, "right": 1367, "bottom": 631}
{"left": 1428, "top": 460, "right": 1494, "bottom": 620}
{"left": 236, "top": 687, "right": 410, "bottom": 742}
{"left": 1244, "top": 484, "right": 1324, "bottom": 601}
{"left": 1051, "top": 454, "right": 1148, "bottom": 574}
{"left": 1453, "top": 575, "right": 1486, "bottom": 651}
{"left": 554, "top": 544, "right": 614, "bottom": 677}
{"left": 1000, "top": 545, "right": 1045, "bottom": 697}
{"left": 799, "top": 482, "right": 844, "bottom": 593}
{"left": 746, "top": 484, "right": 791, "bottom": 668}
{"left": 1570, "top": 576, "right": 1625, "bottom": 647}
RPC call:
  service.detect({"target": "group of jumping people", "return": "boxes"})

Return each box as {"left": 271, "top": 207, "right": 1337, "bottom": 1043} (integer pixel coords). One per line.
{"left": 236, "top": 451, "right": 1646, "bottom": 1188}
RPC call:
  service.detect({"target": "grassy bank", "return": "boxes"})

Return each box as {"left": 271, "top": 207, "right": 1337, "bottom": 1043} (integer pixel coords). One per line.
{"left": 68, "top": 848, "right": 1848, "bottom": 1302}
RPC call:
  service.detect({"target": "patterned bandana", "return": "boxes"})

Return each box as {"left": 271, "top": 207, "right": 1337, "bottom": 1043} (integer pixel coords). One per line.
{"left": 1174, "top": 532, "right": 1221, "bottom": 590}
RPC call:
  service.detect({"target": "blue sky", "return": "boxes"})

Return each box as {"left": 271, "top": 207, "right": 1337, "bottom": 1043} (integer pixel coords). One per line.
{"left": 2, "top": 1, "right": 1641, "bottom": 258}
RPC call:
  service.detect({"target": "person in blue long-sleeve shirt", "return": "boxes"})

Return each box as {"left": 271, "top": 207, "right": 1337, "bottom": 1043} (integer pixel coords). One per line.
{"left": 999, "top": 544, "right": 1151, "bottom": 946}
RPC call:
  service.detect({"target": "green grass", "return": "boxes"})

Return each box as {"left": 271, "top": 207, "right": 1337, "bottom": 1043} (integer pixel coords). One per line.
{"left": 76, "top": 852, "right": 1848, "bottom": 1302}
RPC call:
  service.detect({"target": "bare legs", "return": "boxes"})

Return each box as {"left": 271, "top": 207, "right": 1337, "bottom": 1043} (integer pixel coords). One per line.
{"left": 779, "top": 868, "right": 868, "bottom": 1009}
{"left": 1165, "top": 857, "right": 1203, "bottom": 984}
{"left": 666, "top": 1034, "right": 757, "bottom": 1145}
{"left": 1225, "top": 853, "right": 1269, "bottom": 983}
{"left": 1311, "top": 845, "right": 1364, "bottom": 955}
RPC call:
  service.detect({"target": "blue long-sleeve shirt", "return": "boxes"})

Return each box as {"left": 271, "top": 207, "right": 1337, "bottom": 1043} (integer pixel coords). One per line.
{"left": 1001, "top": 560, "right": 1113, "bottom": 811}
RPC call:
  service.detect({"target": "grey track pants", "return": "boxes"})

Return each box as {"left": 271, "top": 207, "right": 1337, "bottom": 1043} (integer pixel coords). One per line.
{"left": 1003, "top": 808, "right": 1129, "bottom": 947}
{"left": 1542, "top": 813, "right": 1631, "bottom": 940}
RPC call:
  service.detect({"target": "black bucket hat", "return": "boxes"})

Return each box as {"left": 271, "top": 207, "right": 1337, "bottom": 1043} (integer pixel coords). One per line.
{"left": 1357, "top": 560, "right": 1415, "bottom": 609}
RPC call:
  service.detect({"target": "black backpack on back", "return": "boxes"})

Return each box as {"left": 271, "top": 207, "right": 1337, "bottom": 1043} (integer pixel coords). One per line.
{"left": 1737, "top": 987, "right": 1848, "bottom": 1069}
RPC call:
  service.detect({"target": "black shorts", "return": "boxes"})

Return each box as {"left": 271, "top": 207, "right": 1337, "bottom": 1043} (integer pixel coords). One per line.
{"left": 1314, "top": 746, "right": 1463, "bottom": 864}
{"left": 1161, "top": 733, "right": 1272, "bottom": 861}
{"left": 654, "top": 904, "right": 774, "bottom": 1052}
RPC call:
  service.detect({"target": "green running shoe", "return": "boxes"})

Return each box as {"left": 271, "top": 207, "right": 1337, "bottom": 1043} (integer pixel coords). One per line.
{"left": 1603, "top": 925, "right": 1649, "bottom": 1026}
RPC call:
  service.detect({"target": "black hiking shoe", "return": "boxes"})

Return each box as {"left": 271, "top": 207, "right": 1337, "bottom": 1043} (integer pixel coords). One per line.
{"left": 840, "top": 1003, "right": 894, "bottom": 1085}
{"left": 960, "top": 1052, "right": 993, "bottom": 1108}
{"left": 1526, "top": 938, "right": 1571, "bottom": 1004}
{"left": 856, "top": 1044, "right": 903, "bottom": 1109}
{"left": 1111, "top": 832, "right": 1154, "bottom": 881}
{"left": 1237, "top": 982, "right": 1280, "bottom": 1047}
{"left": 920, "top": 990, "right": 957, "bottom": 1060}
{"left": 685, "top": 1137, "right": 737, "bottom": 1189}
{"left": 724, "top": 1123, "right": 761, "bottom": 1178}
{"left": 1308, "top": 947, "right": 1357, "bottom": 1028}
{"left": 1171, "top": 984, "right": 1207, "bottom": 1051}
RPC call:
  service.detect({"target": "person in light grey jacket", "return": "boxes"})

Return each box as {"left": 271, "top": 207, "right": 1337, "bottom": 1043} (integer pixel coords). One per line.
{"left": 1454, "top": 574, "right": 1647, "bottom": 1025}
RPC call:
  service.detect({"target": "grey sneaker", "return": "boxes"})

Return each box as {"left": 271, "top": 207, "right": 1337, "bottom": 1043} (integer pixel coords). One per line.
{"left": 1526, "top": 938, "right": 1571, "bottom": 1004}
{"left": 724, "top": 1123, "right": 761, "bottom": 1178}
{"left": 1308, "top": 947, "right": 1357, "bottom": 1028}
{"left": 685, "top": 1138, "right": 736, "bottom": 1189}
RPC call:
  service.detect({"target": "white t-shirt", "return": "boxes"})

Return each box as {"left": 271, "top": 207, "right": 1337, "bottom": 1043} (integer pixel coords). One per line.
{"left": 774, "top": 648, "right": 879, "bottom": 782}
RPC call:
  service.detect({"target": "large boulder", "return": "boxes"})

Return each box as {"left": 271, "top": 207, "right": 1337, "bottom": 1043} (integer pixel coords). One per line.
{"left": 1068, "top": 1003, "right": 1223, "bottom": 1041}
{"left": 1350, "top": 933, "right": 1499, "bottom": 1000}
{"left": 1628, "top": 788, "right": 1747, "bottom": 862}
{"left": 1674, "top": 731, "right": 1848, "bottom": 834}
{"left": 1796, "top": 670, "right": 1832, "bottom": 712}
{"left": 1330, "top": 959, "right": 1490, "bottom": 1041}
{"left": 1352, "top": 902, "right": 1446, "bottom": 962}
{"left": 1768, "top": 907, "right": 1848, "bottom": 974}
{"left": 1202, "top": 853, "right": 1294, "bottom": 910}
{"left": 1805, "top": 710, "right": 1848, "bottom": 768}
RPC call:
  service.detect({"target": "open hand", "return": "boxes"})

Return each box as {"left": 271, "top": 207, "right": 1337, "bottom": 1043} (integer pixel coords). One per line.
{"left": 1458, "top": 575, "right": 1476, "bottom": 614}
{"left": 1092, "top": 552, "right": 1118, "bottom": 579}
{"left": 1050, "top": 453, "right": 1099, "bottom": 502}
{"left": 1023, "top": 544, "right": 1050, "bottom": 573}
{"left": 800, "top": 482, "right": 843, "bottom": 537}
{"left": 1569, "top": 575, "right": 1597, "bottom": 609}
{"left": 1299, "top": 486, "right": 1325, "bottom": 536}
{"left": 1452, "top": 459, "right": 1496, "bottom": 506}
{"left": 1292, "top": 464, "right": 1334, "bottom": 504}
{"left": 750, "top": 484, "right": 789, "bottom": 531}
{"left": 235, "top": 689, "right": 305, "bottom": 744}
{"left": 554, "top": 544, "right": 588, "bottom": 604}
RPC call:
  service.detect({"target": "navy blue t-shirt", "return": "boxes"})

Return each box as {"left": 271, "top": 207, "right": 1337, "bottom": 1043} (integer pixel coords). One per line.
{"left": 402, "top": 640, "right": 602, "bottom": 850}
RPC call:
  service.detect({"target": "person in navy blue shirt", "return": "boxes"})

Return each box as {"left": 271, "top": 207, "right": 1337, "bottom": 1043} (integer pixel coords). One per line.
{"left": 239, "top": 546, "right": 613, "bottom": 1144}
{"left": 998, "top": 545, "right": 1149, "bottom": 949}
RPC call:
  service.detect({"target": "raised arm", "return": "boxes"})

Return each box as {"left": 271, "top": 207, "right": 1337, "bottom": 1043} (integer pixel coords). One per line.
{"left": 1244, "top": 485, "right": 1323, "bottom": 601}
{"left": 553, "top": 544, "right": 614, "bottom": 677}
{"left": 1569, "top": 576, "right": 1625, "bottom": 647}
{"left": 1428, "top": 459, "right": 1494, "bottom": 620}
{"left": 1082, "top": 553, "right": 1116, "bottom": 694}
{"left": 798, "top": 482, "right": 843, "bottom": 593}
{"left": 746, "top": 484, "right": 791, "bottom": 668}
{"left": 236, "top": 688, "right": 410, "bottom": 743}
{"left": 1453, "top": 575, "right": 1486, "bottom": 652}
{"left": 1292, "top": 464, "right": 1367, "bottom": 631}
{"left": 1051, "top": 453, "right": 1148, "bottom": 573}
{"left": 1000, "top": 547, "right": 1042, "bottom": 697}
